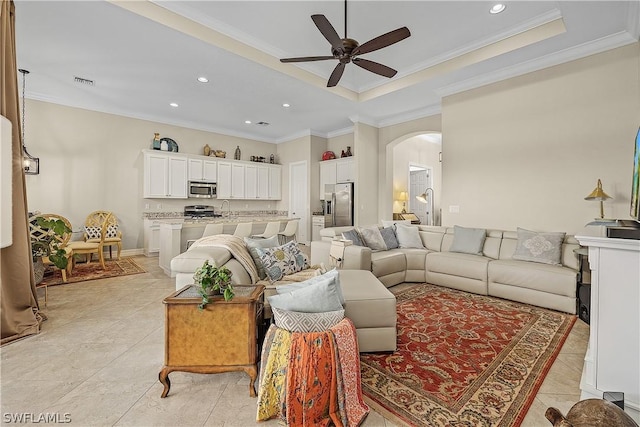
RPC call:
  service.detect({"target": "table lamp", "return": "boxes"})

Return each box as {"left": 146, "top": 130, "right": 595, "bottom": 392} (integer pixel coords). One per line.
{"left": 399, "top": 191, "right": 408, "bottom": 214}
{"left": 584, "top": 179, "right": 612, "bottom": 220}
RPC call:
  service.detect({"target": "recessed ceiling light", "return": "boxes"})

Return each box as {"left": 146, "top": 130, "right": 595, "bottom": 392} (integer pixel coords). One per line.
{"left": 490, "top": 3, "right": 506, "bottom": 14}
{"left": 245, "top": 120, "right": 252, "bottom": 124}
{"left": 197, "top": 76, "right": 209, "bottom": 83}
{"left": 169, "top": 102, "right": 179, "bottom": 107}
{"left": 282, "top": 103, "right": 290, "bottom": 108}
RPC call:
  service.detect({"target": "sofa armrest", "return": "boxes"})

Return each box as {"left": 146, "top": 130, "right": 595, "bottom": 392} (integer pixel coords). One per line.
{"left": 310, "top": 240, "right": 372, "bottom": 271}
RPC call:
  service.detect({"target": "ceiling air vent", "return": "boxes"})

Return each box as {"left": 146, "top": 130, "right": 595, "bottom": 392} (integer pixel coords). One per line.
{"left": 73, "top": 76, "right": 95, "bottom": 86}
{"left": 256, "top": 121, "right": 270, "bottom": 126}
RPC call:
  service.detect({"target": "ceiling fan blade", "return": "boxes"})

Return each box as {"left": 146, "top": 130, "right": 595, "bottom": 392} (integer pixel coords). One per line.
{"left": 311, "top": 14, "right": 344, "bottom": 53}
{"left": 280, "top": 56, "right": 335, "bottom": 63}
{"left": 351, "top": 27, "right": 410, "bottom": 56}
{"left": 353, "top": 58, "right": 397, "bottom": 78}
{"left": 327, "top": 62, "right": 346, "bottom": 87}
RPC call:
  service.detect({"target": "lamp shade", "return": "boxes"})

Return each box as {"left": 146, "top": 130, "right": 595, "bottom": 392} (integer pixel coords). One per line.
{"left": 584, "top": 179, "right": 612, "bottom": 201}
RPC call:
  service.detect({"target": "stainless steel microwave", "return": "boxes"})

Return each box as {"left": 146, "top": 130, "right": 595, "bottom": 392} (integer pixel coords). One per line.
{"left": 188, "top": 181, "right": 216, "bottom": 198}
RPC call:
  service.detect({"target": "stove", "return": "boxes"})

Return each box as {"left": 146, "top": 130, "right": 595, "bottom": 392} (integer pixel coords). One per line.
{"left": 184, "top": 205, "right": 222, "bottom": 218}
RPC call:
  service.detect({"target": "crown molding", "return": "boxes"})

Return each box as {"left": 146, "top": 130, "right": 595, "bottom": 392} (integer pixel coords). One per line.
{"left": 436, "top": 31, "right": 638, "bottom": 99}
{"left": 326, "top": 126, "right": 354, "bottom": 139}
{"left": 348, "top": 114, "right": 378, "bottom": 127}
{"left": 378, "top": 104, "right": 442, "bottom": 128}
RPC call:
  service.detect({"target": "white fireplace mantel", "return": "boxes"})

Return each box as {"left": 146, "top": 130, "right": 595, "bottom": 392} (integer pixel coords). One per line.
{"left": 576, "top": 226, "right": 640, "bottom": 423}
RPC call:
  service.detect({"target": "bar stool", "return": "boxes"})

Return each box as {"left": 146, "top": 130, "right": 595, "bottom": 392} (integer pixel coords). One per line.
{"left": 251, "top": 221, "right": 281, "bottom": 239}
{"left": 278, "top": 220, "right": 298, "bottom": 244}
{"left": 202, "top": 223, "right": 224, "bottom": 237}
{"left": 233, "top": 222, "right": 253, "bottom": 238}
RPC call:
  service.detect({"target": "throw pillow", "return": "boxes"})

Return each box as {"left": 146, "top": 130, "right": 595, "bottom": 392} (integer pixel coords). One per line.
{"left": 357, "top": 226, "right": 387, "bottom": 251}
{"left": 513, "top": 228, "right": 566, "bottom": 265}
{"left": 84, "top": 226, "right": 101, "bottom": 239}
{"left": 381, "top": 219, "right": 411, "bottom": 228}
{"left": 244, "top": 235, "right": 280, "bottom": 280}
{"left": 267, "top": 276, "right": 343, "bottom": 312}
{"left": 394, "top": 224, "right": 424, "bottom": 249}
{"left": 276, "top": 268, "right": 344, "bottom": 304}
{"left": 272, "top": 307, "right": 345, "bottom": 332}
{"left": 341, "top": 229, "right": 364, "bottom": 246}
{"left": 449, "top": 225, "right": 487, "bottom": 256}
{"left": 106, "top": 224, "right": 119, "bottom": 238}
{"left": 255, "top": 240, "right": 309, "bottom": 282}
{"left": 379, "top": 227, "right": 399, "bottom": 249}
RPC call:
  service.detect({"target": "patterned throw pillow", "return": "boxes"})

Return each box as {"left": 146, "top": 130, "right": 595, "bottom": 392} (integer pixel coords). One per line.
{"left": 341, "top": 229, "right": 364, "bottom": 246}
{"left": 84, "top": 226, "right": 101, "bottom": 239}
{"left": 255, "top": 240, "right": 309, "bottom": 282}
{"left": 512, "top": 228, "right": 566, "bottom": 265}
{"left": 106, "top": 224, "right": 119, "bottom": 238}
{"left": 379, "top": 227, "right": 399, "bottom": 250}
{"left": 244, "top": 235, "right": 280, "bottom": 280}
{"left": 272, "top": 307, "right": 345, "bottom": 333}
{"left": 357, "top": 226, "right": 388, "bottom": 251}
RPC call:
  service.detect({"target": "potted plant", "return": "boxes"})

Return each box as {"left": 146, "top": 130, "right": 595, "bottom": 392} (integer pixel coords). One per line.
{"left": 30, "top": 216, "right": 72, "bottom": 283}
{"left": 193, "top": 260, "right": 234, "bottom": 310}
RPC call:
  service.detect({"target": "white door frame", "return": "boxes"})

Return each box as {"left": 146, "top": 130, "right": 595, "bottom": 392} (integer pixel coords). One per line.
{"left": 288, "top": 160, "right": 309, "bottom": 244}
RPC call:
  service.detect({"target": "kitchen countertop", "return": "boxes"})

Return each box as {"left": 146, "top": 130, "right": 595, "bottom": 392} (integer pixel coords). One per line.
{"left": 159, "top": 216, "right": 296, "bottom": 227}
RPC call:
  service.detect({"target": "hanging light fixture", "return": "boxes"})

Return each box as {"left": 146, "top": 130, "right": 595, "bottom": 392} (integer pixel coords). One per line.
{"left": 19, "top": 69, "right": 39, "bottom": 175}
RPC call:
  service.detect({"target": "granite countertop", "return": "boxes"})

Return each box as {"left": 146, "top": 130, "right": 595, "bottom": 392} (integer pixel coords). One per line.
{"left": 158, "top": 216, "right": 297, "bottom": 226}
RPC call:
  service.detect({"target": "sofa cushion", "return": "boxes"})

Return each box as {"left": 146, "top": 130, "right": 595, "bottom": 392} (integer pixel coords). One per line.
{"left": 358, "top": 226, "right": 387, "bottom": 251}
{"left": 267, "top": 276, "right": 343, "bottom": 312}
{"left": 371, "top": 250, "right": 407, "bottom": 278}
{"left": 394, "top": 224, "right": 424, "bottom": 249}
{"left": 397, "top": 248, "right": 428, "bottom": 271}
{"left": 338, "top": 270, "right": 396, "bottom": 330}
{"left": 272, "top": 307, "right": 345, "bottom": 332}
{"left": 171, "top": 246, "right": 232, "bottom": 274}
{"left": 450, "top": 225, "right": 487, "bottom": 255}
{"left": 488, "top": 259, "right": 577, "bottom": 297}
{"left": 256, "top": 241, "right": 309, "bottom": 282}
{"left": 380, "top": 227, "right": 399, "bottom": 249}
{"left": 426, "top": 251, "right": 490, "bottom": 281}
{"left": 342, "top": 229, "right": 364, "bottom": 246}
{"left": 513, "top": 228, "right": 566, "bottom": 265}
{"left": 244, "top": 235, "right": 280, "bottom": 280}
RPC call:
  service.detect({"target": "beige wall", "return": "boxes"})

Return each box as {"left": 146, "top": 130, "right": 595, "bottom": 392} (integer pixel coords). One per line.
{"left": 24, "top": 101, "right": 278, "bottom": 250}
{"left": 354, "top": 122, "right": 379, "bottom": 225}
{"left": 441, "top": 42, "right": 640, "bottom": 234}
{"left": 327, "top": 132, "right": 353, "bottom": 158}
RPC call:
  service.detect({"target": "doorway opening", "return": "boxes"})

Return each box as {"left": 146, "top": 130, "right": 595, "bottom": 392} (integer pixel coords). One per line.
{"left": 409, "top": 165, "right": 433, "bottom": 225}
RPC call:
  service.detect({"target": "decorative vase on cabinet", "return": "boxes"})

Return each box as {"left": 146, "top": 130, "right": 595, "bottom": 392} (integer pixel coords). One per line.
{"left": 234, "top": 146, "right": 241, "bottom": 160}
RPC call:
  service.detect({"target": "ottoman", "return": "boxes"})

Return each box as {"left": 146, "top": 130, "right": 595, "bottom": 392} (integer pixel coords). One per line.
{"left": 339, "top": 270, "right": 397, "bottom": 352}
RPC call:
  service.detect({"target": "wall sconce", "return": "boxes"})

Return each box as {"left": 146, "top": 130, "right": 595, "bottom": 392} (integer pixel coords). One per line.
{"left": 19, "top": 69, "right": 39, "bottom": 175}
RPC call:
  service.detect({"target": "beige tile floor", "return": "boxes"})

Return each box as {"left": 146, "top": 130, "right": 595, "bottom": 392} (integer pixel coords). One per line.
{"left": 1, "top": 255, "right": 589, "bottom": 427}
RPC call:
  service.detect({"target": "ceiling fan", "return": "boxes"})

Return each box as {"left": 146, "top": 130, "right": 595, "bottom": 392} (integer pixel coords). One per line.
{"left": 280, "top": 0, "right": 410, "bottom": 87}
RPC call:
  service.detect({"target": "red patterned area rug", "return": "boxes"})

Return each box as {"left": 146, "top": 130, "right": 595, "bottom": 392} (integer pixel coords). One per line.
{"left": 39, "top": 257, "right": 146, "bottom": 287}
{"left": 360, "top": 284, "right": 576, "bottom": 427}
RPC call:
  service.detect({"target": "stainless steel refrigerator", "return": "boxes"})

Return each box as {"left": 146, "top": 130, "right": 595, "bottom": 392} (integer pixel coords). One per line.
{"left": 324, "top": 183, "right": 354, "bottom": 227}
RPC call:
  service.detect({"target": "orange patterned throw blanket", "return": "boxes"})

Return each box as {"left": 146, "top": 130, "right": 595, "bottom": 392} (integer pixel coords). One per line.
{"left": 257, "top": 318, "right": 369, "bottom": 426}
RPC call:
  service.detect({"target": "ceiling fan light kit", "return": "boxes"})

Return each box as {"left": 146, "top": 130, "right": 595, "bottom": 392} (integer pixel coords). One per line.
{"left": 280, "top": 0, "right": 411, "bottom": 87}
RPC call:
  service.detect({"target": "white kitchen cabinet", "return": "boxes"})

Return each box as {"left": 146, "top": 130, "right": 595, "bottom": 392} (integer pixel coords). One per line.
{"left": 256, "top": 165, "right": 269, "bottom": 199}
{"left": 319, "top": 161, "right": 336, "bottom": 200}
{"left": 217, "top": 161, "right": 232, "bottom": 199}
{"left": 319, "top": 157, "right": 355, "bottom": 199}
{"left": 143, "top": 218, "right": 161, "bottom": 256}
{"left": 144, "top": 150, "right": 188, "bottom": 199}
{"left": 188, "top": 157, "right": 217, "bottom": 182}
{"left": 269, "top": 165, "right": 281, "bottom": 200}
{"left": 231, "top": 163, "right": 245, "bottom": 199}
{"left": 245, "top": 164, "right": 258, "bottom": 199}
{"left": 312, "top": 215, "right": 325, "bottom": 241}
{"left": 336, "top": 158, "right": 355, "bottom": 182}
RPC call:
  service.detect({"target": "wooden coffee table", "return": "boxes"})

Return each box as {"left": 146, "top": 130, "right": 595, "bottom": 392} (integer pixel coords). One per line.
{"left": 159, "top": 284, "right": 265, "bottom": 398}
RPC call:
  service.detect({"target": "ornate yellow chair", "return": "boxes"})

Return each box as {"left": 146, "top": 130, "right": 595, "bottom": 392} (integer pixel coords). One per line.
{"left": 83, "top": 211, "right": 122, "bottom": 260}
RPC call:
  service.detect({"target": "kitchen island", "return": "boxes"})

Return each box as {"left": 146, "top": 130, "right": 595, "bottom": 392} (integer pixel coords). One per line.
{"left": 157, "top": 216, "right": 296, "bottom": 276}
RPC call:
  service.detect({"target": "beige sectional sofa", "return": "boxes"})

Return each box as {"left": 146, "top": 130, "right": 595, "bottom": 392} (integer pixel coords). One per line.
{"left": 312, "top": 225, "right": 580, "bottom": 314}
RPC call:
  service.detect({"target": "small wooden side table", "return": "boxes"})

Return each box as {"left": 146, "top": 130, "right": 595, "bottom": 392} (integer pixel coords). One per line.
{"left": 159, "top": 284, "right": 265, "bottom": 398}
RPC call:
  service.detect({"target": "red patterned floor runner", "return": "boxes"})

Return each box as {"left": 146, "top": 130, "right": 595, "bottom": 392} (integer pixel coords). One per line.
{"left": 360, "top": 284, "right": 576, "bottom": 427}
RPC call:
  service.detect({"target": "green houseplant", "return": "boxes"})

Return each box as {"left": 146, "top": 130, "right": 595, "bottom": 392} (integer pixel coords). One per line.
{"left": 31, "top": 217, "right": 71, "bottom": 283}
{"left": 193, "top": 260, "right": 234, "bottom": 310}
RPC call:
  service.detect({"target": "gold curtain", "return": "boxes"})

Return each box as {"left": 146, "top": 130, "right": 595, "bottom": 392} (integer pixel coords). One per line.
{"left": 1, "top": 0, "right": 45, "bottom": 345}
